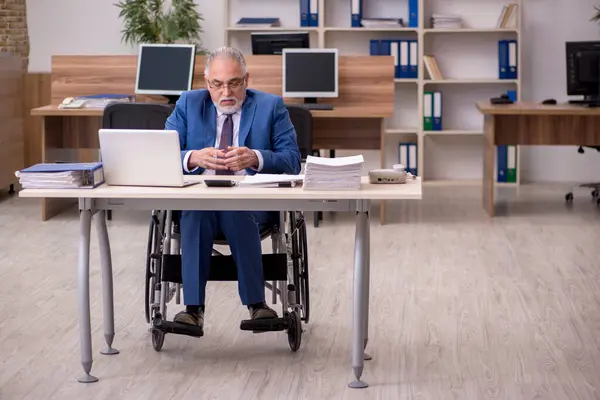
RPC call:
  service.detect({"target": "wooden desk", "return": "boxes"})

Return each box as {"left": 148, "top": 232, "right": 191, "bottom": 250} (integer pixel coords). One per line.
{"left": 477, "top": 101, "right": 600, "bottom": 216}
{"left": 19, "top": 176, "right": 422, "bottom": 388}
{"left": 31, "top": 54, "right": 395, "bottom": 221}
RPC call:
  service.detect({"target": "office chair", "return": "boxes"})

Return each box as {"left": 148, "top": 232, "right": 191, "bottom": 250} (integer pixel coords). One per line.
{"left": 565, "top": 145, "right": 600, "bottom": 205}
{"left": 102, "top": 102, "right": 175, "bottom": 220}
{"left": 285, "top": 105, "right": 323, "bottom": 227}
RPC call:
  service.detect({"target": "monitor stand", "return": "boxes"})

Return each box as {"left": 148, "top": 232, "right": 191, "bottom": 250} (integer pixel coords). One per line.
{"left": 569, "top": 95, "right": 600, "bottom": 107}
{"left": 304, "top": 97, "right": 318, "bottom": 105}
{"left": 165, "top": 95, "right": 181, "bottom": 105}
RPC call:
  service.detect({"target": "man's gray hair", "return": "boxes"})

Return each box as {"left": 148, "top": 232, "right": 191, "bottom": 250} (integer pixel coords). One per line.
{"left": 204, "top": 46, "right": 248, "bottom": 76}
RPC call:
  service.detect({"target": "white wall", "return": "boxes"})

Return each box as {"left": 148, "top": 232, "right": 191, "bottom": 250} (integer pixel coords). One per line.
{"left": 520, "top": 0, "right": 600, "bottom": 182}
{"left": 26, "top": 0, "right": 225, "bottom": 71}
{"left": 26, "top": 0, "right": 600, "bottom": 183}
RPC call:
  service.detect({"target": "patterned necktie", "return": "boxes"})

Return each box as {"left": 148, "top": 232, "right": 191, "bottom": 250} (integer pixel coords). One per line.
{"left": 217, "top": 113, "right": 234, "bottom": 175}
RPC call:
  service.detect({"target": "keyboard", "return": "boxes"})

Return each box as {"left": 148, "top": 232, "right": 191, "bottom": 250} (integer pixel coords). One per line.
{"left": 287, "top": 103, "right": 334, "bottom": 111}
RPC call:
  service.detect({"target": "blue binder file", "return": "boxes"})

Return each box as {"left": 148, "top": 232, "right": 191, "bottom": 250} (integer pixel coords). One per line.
{"left": 408, "top": 0, "right": 419, "bottom": 28}
{"left": 507, "top": 90, "right": 517, "bottom": 102}
{"left": 432, "top": 91, "right": 442, "bottom": 131}
{"left": 508, "top": 40, "right": 518, "bottom": 79}
{"left": 391, "top": 40, "right": 401, "bottom": 78}
{"left": 398, "top": 142, "right": 418, "bottom": 176}
{"left": 309, "top": 0, "right": 318, "bottom": 27}
{"left": 300, "top": 0, "right": 310, "bottom": 27}
{"left": 498, "top": 40, "right": 508, "bottom": 79}
{"left": 408, "top": 40, "right": 418, "bottom": 78}
{"left": 399, "top": 40, "right": 409, "bottom": 78}
{"left": 17, "top": 162, "right": 105, "bottom": 189}
{"left": 351, "top": 0, "right": 362, "bottom": 27}
{"left": 497, "top": 146, "right": 507, "bottom": 182}
{"left": 369, "top": 40, "right": 380, "bottom": 55}
{"left": 380, "top": 39, "right": 392, "bottom": 56}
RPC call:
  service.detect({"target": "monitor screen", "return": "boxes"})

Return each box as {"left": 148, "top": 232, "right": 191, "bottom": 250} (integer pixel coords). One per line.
{"left": 283, "top": 49, "right": 338, "bottom": 98}
{"left": 576, "top": 51, "right": 599, "bottom": 83}
{"left": 135, "top": 44, "right": 196, "bottom": 95}
{"left": 566, "top": 41, "right": 600, "bottom": 97}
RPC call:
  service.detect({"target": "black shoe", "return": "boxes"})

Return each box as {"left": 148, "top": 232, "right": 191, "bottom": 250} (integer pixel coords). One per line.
{"left": 248, "top": 302, "right": 278, "bottom": 320}
{"left": 173, "top": 309, "right": 204, "bottom": 330}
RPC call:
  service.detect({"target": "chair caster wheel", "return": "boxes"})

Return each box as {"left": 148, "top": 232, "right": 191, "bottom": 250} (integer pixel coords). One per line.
{"left": 287, "top": 311, "right": 302, "bottom": 352}
{"left": 566, "top": 193, "right": 574, "bottom": 203}
{"left": 151, "top": 328, "right": 165, "bottom": 351}
{"left": 593, "top": 189, "right": 599, "bottom": 198}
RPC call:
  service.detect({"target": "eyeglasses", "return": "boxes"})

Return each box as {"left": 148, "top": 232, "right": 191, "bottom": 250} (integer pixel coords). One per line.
{"left": 207, "top": 75, "right": 247, "bottom": 90}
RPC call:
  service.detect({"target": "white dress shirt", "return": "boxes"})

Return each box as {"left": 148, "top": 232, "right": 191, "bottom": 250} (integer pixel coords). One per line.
{"left": 183, "top": 108, "right": 264, "bottom": 174}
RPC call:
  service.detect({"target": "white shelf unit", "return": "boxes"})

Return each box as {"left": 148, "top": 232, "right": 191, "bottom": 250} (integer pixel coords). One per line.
{"left": 224, "top": 0, "right": 522, "bottom": 185}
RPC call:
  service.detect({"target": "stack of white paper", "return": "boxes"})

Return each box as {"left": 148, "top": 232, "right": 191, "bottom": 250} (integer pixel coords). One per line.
{"left": 430, "top": 13, "right": 463, "bottom": 29}
{"left": 15, "top": 171, "right": 87, "bottom": 189}
{"left": 303, "top": 155, "right": 364, "bottom": 191}
{"left": 15, "top": 162, "right": 104, "bottom": 189}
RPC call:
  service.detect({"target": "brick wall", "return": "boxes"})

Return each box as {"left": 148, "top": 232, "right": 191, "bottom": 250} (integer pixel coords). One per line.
{"left": 0, "top": 0, "right": 29, "bottom": 70}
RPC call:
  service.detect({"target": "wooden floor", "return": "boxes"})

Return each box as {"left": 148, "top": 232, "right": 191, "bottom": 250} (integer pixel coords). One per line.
{"left": 1, "top": 184, "right": 600, "bottom": 400}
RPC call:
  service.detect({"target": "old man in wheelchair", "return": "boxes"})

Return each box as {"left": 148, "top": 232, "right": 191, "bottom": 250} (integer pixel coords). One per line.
{"left": 145, "top": 46, "right": 310, "bottom": 352}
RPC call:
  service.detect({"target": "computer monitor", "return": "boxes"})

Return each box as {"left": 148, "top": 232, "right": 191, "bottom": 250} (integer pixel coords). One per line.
{"left": 282, "top": 48, "right": 338, "bottom": 104}
{"left": 251, "top": 32, "right": 310, "bottom": 55}
{"left": 566, "top": 41, "right": 600, "bottom": 106}
{"left": 135, "top": 43, "right": 196, "bottom": 104}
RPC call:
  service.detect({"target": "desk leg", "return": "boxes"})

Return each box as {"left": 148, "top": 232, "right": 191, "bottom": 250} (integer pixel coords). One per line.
{"left": 77, "top": 209, "right": 97, "bottom": 383}
{"left": 348, "top": 206, "right": 370, "bottom": 389}
{"left": 483, "top": 115, "right": 495, "bottom": 217}
{"left": 96, "top": 210, "right": 119, "bottom": 356}
{"left": 363, "top": 208, "right": 372, "bottom": 362}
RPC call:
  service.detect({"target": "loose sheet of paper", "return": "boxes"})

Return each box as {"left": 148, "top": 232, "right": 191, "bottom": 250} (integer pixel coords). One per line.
{"left": 238, "top": 174, "right": 304, "bottom": 186}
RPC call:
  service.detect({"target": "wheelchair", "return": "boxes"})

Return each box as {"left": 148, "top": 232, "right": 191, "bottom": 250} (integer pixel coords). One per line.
{"left": 144, "top": 209, "right": 310, "bottom": 352}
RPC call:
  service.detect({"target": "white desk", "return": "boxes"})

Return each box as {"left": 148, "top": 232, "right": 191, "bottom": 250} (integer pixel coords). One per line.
{"left": 19, "top": 176, "right": 422, "bottom": 389}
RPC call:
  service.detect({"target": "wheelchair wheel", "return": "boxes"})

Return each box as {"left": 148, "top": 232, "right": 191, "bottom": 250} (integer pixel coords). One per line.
{"left": 144, "top": 215, "right": 154, "bottom": 323}
{"left": 287, "top": 311, "right": 302, "bottom": 352}
{"left": 145, "top": 210, "right": 166, "bottom": 324}
{"left": 299, "top": 215, "right": 309, "bottom": 323}
{"left": 289, "top": 211, "right": 310, "bottom": 323}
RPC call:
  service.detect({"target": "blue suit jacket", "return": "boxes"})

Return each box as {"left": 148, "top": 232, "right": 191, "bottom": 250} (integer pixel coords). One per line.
{"left": 166, "top": 89, "right": 301, "bottom": 175}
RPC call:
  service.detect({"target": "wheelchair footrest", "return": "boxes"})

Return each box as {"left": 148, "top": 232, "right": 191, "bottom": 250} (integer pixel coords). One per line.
{"left": 240, "top": 317, "right": 288, "bottom": 332}
{"left": 153, "top": 319, "right": 204, "bottom": 338}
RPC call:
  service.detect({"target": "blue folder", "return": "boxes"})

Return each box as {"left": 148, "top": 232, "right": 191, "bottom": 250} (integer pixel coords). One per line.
{"left": 18, "top": 162, "right": 105, "bottom": 188}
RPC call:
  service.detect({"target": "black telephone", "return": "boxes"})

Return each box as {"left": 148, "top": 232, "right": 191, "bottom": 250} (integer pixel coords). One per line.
{"left": 490, "top": 93, "right": 514, "bottom": 105}
{"left": 204, "top": 179, "right": 236, "bottom": 187}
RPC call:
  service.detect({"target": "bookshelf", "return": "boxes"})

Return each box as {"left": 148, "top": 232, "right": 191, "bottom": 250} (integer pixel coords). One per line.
{"left": 224, "top": 0, "right": 522, "bottom": 185}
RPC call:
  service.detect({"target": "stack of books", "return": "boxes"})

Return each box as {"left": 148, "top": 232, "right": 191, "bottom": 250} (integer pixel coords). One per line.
{"left": 496, "top": 3, "right": 518, "bottom": 28}
{"left": 235, "top": 17, "right": 280, "bottom": 28}
{"left": 15, "top": 162, "right": 104, "bottom": 189}
{"left": 423, "top": 55, "right": 443, "bottom": 80}
{"left": 361, "top": 18, "right": 403, "bottom": 28}
{"left": 430, "top": 14, "right": 463, "bottom": 29}
{"left": 303, "top": 155, "right": 364, "bottom": 191}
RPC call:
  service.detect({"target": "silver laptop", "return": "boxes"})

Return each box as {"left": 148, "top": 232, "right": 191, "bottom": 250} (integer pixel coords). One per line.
{"left": 98, "top": 129, "right": 197, "bottom": 187}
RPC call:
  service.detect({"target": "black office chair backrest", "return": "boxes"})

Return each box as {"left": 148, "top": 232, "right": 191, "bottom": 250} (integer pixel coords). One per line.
{"left": 102, "top": 102, "right": 175, "bottom": 130}
{"left": 286, "top": 105, "right": 313, "bottom": 161}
